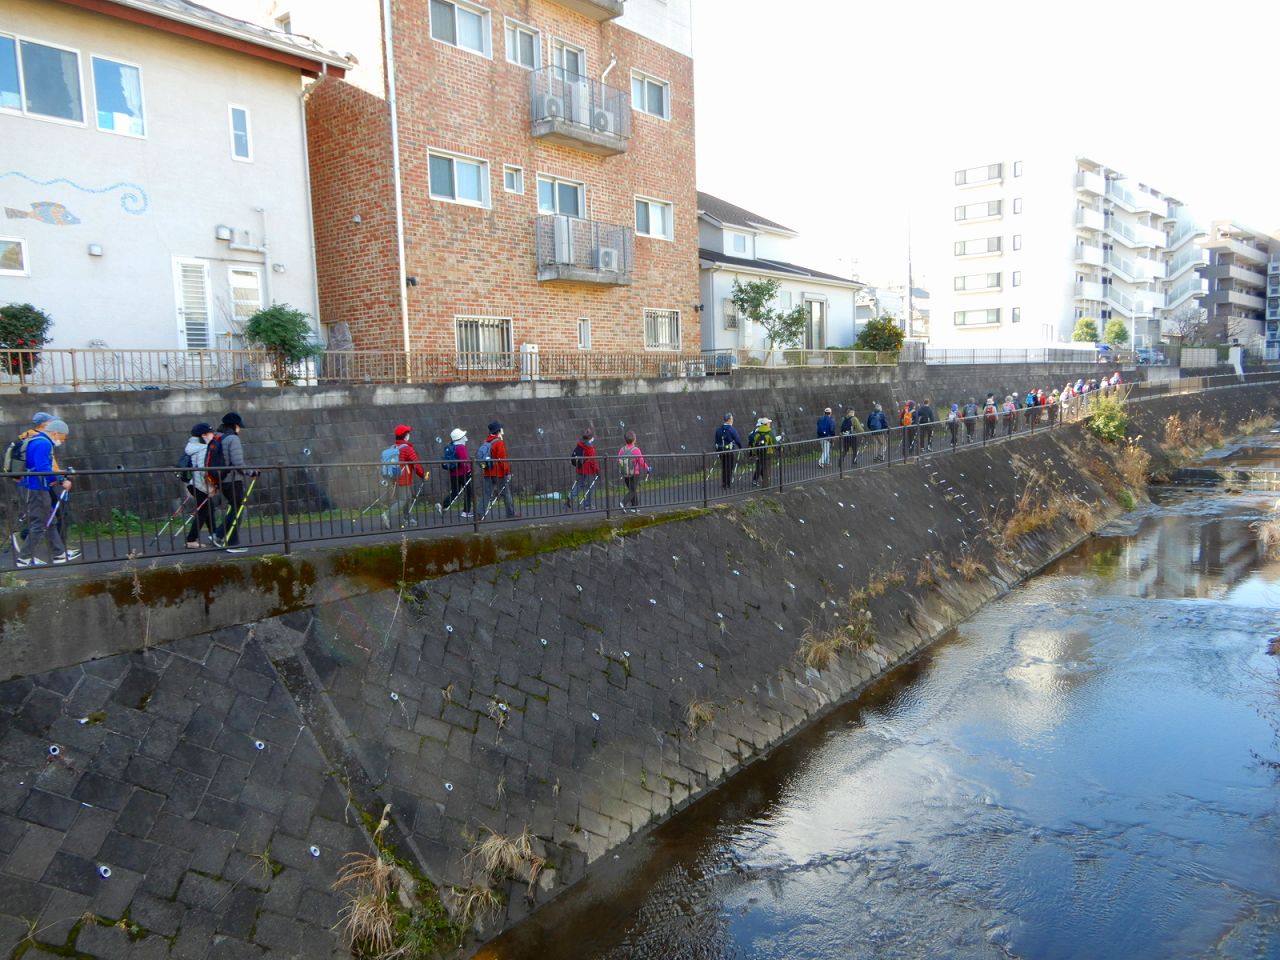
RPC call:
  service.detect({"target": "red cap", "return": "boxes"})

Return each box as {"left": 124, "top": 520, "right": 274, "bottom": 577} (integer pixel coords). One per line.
{"left": 394, "top": 424, "right": 412, "bottom": 438}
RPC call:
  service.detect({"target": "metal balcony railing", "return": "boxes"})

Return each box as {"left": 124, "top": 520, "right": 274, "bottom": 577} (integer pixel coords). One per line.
{"left": 535, "top": 214, "right": 634, "bottom": 285}
{"left": 529, "top": 67, "right": 630, "bottom": 156}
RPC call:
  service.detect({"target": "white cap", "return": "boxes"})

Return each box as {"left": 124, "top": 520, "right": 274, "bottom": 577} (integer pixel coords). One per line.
{"left": 450, "top": 428, "right": 466, "bottom": 442}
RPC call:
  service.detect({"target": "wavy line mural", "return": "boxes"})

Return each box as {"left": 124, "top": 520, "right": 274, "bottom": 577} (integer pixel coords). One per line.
{"left": 0, "top": 171, "right": 149, "bottom": 215}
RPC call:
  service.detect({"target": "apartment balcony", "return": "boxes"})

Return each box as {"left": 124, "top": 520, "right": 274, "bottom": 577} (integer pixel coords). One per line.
{"left": 1269, "top": 256, "right": 1280, "bottom": 276}
{"left": 1104, "top": 249, "right": 1164, "bottom": 282}
{"left": 1165, "top": 276, "right": 1209, "bottom": 309}
{"left": 535, "top": 214, "right": 633, "bottom": 285}
{"left": 1104, "top": 285, "right": 1156, "bottom": 317}
{"left": 1074, "top": 243, "right": 1104, "bottom": 266}
{"left": 1166, "top": 221, "right": 1205, "bottom": 249}
{"left": 1075, "top": 208, "right": 1105, "bottom": 231}
{"left": 1164, "top": 244, "right": 1207, "bottom": 280}
{"left": 548, "top": 0, "right": 625, "bottom": 20}
{"left": 1104, "top": 215, "right": 1167, "bottom": 249}
{"left": 530, "top": 67, "right": 630, "bottom": 156}
{"left": 1074, "top": 170, "right": 1104, "bottom": 195}
{"left": 1074, "top": 280, "right": 1104, "bottom": 301}
{"left": 1206, "top": 288, "right": 1266, "bottom": 311}
{"left": 1104, "top": 179, "right": 1169, "bottom": 218}
{"left": 1267, "top": 298, "right": 1279, "bottom": 321}
{"left": 1211, "top": 263, "right": 1268, "bottom": 288}
{"left": 1210, "top": 236, "right": 1270, "bottom": 265}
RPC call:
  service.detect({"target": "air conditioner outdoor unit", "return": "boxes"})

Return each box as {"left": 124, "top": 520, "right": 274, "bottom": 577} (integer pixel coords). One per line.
{"left": 540, "top": 94, "right": 565, "bottom": 120}
{"left": 598, "top": 247, "right": 620, "bottom": 272}
{"left": 592, "top": 109, "right": 616, "bottom": 134}
{"left": 552, "top": 215, "right": 574, "bottom": 264}
{"left": 568, "top": 79, "right": 590, "bottom": 124}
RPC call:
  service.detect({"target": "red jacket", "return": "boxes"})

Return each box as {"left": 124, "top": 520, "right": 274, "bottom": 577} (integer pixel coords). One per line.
{"left": 394, "top": 441, "right": 427, "bottom": 486}
{"left": 573, "top": 440, "right": 599, "bottom": 476}
{"left": 481, "top": 434, "right": 511, "bottom": 478}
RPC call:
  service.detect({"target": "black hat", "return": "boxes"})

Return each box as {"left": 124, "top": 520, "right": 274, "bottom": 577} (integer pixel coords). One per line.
{"left": 488, "top": 420, "right": 502, "bottom": 433}
{"left": 723, "top": 413, "right": 733, "bottom": 421}
{"left": 221, "top": 411, "right": 244, "bottom": 428}
{"left": 191, "top": 422, "right": 213, "bottom": 437}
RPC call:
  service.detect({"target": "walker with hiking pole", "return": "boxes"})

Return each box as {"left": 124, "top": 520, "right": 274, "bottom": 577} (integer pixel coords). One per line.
{"left": 439, "top": 474, "right": 472, "bottom": 515}
{"left": 481, "top": 476, "right": 514, "bottom": 520}
{"left": 213, "top": 474, "right": 257, "bottom": 550}
{"left": 148, "top": 490, "right": 195, "bottom": 549}
{"left": 567, "top": 474, "right": 598, "bottom": 510}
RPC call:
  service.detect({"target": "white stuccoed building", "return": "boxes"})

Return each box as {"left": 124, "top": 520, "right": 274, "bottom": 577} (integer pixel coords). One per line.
{"left": 0, "top": 0, "right": 349, "bottom": 352}
{"left": 929, "top": 153, "right": 1206, "bottom": 350}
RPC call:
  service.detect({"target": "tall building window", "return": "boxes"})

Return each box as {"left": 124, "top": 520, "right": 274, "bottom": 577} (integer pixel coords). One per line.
{"left": 954, "top": 163, "right": 1002, "bottom": 186}
{"left": 577, "top": 318, "right": 591, "bottom": 350}
{"left": 954, "top": 272, "right": 1001, "bottom": 292}
{"left": 635, "top": 197, "right": 673, "bottom": 240}
{"left": 1013, "top": 197, "right": 1023, "bottom": 214}
{"left": 503, "top": 165, "right": 523, "bottom": 194}
{"left": 3, "top": 36, "right": 83, "bottom": 122}
{"left": 456, "top": 316, "right": 512, "bottom": 358}
{"left": 954, "top": 236, "right": 1001, "bottom": 256}
{"left": 92, "top": 56, "right": 144, "bottom": 137}
{"left": 228, "top": 105, "right": 252, "bottom": 161}
{"left": 0, "top": 237, "right": 28, "bottom": 277}
{"left": 1013, "top": 160, "right": 1023, "bottom": 177}
{"left": 722, "top": 298, "right": 738, "bottom": 330}
{"left": 1013, "top": 234, "right": 1022, "bottom": 251}
{"left": 644, "top": 308, "right": 680, "bottom": 350}
{"left": 1012, "top": 271, "right": 1021, "bottom": 287}
{"left": 537, "top": 175, "right": 584, "bottom": 217}
{"left": 1012, "top": 307, "right": 1021, "bottom": 323}
{"left": 954, "top": 309, "right": 1000, "bottom": 326}
{"left": 429, "top": 150, "right": 490, "bottom": 207}
{"left": 954, "top": 200, "right": 1002, "bottom": 221}
{"left": 430, "top": 0, "right": 491, "bottom": 57}
{"left": 504, "top": 19, "right": 538, "bottom": 69}
{"left": 631, "top": 70, "right": 670, "bottom": 119}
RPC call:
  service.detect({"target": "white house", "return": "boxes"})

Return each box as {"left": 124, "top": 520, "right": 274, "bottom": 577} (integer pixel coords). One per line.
{"left": 698, "top": 192, "right": 862, "bottom": 353}
{"left": 0, "top": 0, "right": 349, "bottom": 353}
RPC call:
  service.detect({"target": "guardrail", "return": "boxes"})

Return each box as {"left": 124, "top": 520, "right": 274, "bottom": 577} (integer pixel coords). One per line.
{"left": 12, "top": 371, "right": 1275, "bottom": 572}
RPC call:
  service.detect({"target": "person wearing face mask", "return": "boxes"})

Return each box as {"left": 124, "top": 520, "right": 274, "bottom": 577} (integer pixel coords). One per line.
{"left": 16, "top": 418, "right": 79, "bottom": 566}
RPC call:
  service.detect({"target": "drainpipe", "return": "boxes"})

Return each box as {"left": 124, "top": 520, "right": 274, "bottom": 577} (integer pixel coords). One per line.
{"left": 600, "top": 53, "right": 617, "bottom": 84}
{"left": 299, "top": 84, "right": 324, "bottom": 343}
{"left": 382, "top": 0, "right": 413, "bottom": 370}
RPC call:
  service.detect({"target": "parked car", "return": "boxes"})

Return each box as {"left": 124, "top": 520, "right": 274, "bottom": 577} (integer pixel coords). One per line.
{"left": 1135, "top": 347, "right": 1167, "bottom": 365}
{"left": 1094, "top": 343, "right": 1114, "bottom": 363}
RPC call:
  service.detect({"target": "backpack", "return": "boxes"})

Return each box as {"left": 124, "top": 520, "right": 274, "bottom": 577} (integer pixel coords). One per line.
{"left": 571, "top": 442, "right": 586, "bottom": 467}
{"left": 380, "top": 442, "right": 406, "bottom": 480}
{"left": 618, "top": 447, "right": 637, "bottom": 477}
{"left": 475, "top": 439, "right": 494, "bottom": 464}
{"left": 174, "top": 450, "right": 194, "bottom": 484}
{"left": 205, "top": 433, "right": 226, "bottom": 489}
{"left": 2, "top": 435, "right": 30, "bottom": 477}
{"left": 984, "top": 404, "right": 998, "bottom": 424}
{"left": 442, "top": 442, "right": 460, "bottom": 473}
{"left": 901, "top": 409, "right": 913, "bottom": 427}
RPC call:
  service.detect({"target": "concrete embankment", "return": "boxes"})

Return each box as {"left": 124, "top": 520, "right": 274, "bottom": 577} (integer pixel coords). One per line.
{"left": 0, "top": 384, "right": 1273, "bottom": 958}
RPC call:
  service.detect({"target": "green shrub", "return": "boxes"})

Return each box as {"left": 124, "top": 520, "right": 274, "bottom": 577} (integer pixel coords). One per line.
{"left": 1117, "top": 489, "right": 1136, "bottom": 511}
{"left": 244, "top": 303, "right": 319, "bottom": 384}
{"left": 854, "top": 316, "right": 905, "bottom": 352}
{"left": 0, "top": 302, "right": 54, "bottom": 375}
{"left": 1088, "top": 396, "right": 1128, "bottom": 443}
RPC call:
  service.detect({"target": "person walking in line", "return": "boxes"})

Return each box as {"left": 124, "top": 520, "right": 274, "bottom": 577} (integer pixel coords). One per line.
{"left": 714, "top": 414, "right": 743, "bottom": 490}
{"left": 917, "top": 398, "right": 936, "bottom": 452}
{"left": 567, "top": 429, "right": 600, "bottom": 509}
{"left": 748, "top": 417, "right": 776, "bottom": 486}
{"left": 962, "top": 397, "right": 979, "bottom": 443}
{"left": 383, "top": 424, "right": 428, "bottom": 529}
{"left": 816, "top": 407, "right": 836, "bottom": 467}
{"left": 9, "top": 412, "right": 62, "bottom": 554}
{"left": 183, "top": 423, "right": 217, "bottom": 548}
{"left": 477, "top": 421, "right": 519, "bottom": 520}
{"left": 839, "top": 406, "right": 864, "bottom": 468}
{"left": 866, "top": 403, "right": 888, "bottom": 462}
{"left": 1002, "top": 395, "right": 1017, "bottom": 438}
{"left": 617, "top": 431, "right": 650, "bottom": 511}
{"left": 15, "top": 418, "right": 79, "bottom": 566}
{"left": 211, "top": 411, "right": 255, "bottom": 553}
{"left": 947, "top": 403, "right": 961, "bottom": 449}
{"left": 983, "top": 396, "right": 999, "bottom": 441}
{"left": 899, "top": 401, "right": 916, "bottom": 458}
{"left": 437, "top": 428, "right": 474, "bottom": 518}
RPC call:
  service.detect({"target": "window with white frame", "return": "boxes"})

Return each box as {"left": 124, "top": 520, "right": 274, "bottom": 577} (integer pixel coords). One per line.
{"left": 644, "top": 308, "right": 680, "bottom": 350}
{"left": 229, "top": 105, "right": 252, "bottom": 161}
{"left": 953, "top": 272, "right": 1001, "bottom": 292}
{"left": 635, "top": 197, "right": 673, "bottom": 240}
{"left": 577, "top": 317, "right": 591, "bottom": 350}
{"left": 1013, "top": 160, "right": 1023, "bottom": 177}
{"left": 954, "top": 308, "right": 1000, "bottom": 326}
{"left": 954, "top": 163, "right": 1002, "bottom": 186}
{"left": 731, "top": 233, "right": 747, "bottom": 254}
{"left": 504, "top": 19, "right": 538, "bottom": 69}
{"left": 229, "top": 267, "right": 263, "bottom": 326}
{"left": 722, "top": 298, "right": 738, "bottom": 330}
{"left": 954, "top": 236, "right": 1000, "bottom": 256}
{"left": 429, "top": 150, "right": 490, "bottom": 207}
{"left": 954, "top": 200, "right": 1001, "bottom": 221}
{"left": 1041, "top": 323, "right": 1054, "bottom": 341}
{"left": 537, "top": 175, "right": 583, "bottom": 217}
{"left": 1013, "top": 234, "right": 1022, "bottom": 251}
{"left": 1013, "top": 197, "right": 1023, "bottom": 214}
{"left": 1012, "top": 270, "right": 1021, "bottom": 287}
{"left": 1, "top": 34, "right": 83, "bottom": 122}
{"left": 92, "top": 56, "right": 144, "bottom": 136}
{"left": 551, "top": 38, "right": 585, "bottom": 78}
{"left": 430, "top": 0, "right": 491, "bottom": 56}
{"left": 456, "top": 316, "right": 511, "bottom": 357}
{"left": 1012, "top": 307, "right": 1021, "bottom": 323}
{"left": 0, "top": 237, "right": 28, "bottom": 276}
{"left": 631, "top": 69, "right": 670, "bottom": 119}
{"left": 503, "top": 165, "right": 523, "bottom": 194}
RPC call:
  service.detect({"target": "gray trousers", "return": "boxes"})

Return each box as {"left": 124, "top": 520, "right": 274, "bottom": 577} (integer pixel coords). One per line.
{"left": 19, "top": 487, "right": 64, "bottom": 560}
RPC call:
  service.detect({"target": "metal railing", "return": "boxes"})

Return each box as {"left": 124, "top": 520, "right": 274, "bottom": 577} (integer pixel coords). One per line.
{"left": 534, "top": 214, "right": 634, "bottom": 283}
{"left": 731, "top": 348, "right": 898, "bottom": 368}
{"left": 919, "top": 346, "right": 1099, "bottom": 365}
{"left": 529, "top": 67, "right": 631, "bottom": 143}
{"left": 8, "top": 371, "right": 1275, "bottom": 572}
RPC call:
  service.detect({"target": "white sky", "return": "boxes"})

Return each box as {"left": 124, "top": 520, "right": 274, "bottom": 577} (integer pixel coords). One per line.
{"left": 691, "top": 0, "right": 1280, "bottom": 289}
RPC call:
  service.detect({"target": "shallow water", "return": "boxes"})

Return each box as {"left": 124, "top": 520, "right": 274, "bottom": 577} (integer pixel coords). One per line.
{"left": 484, "top": 487, "right": 1280, "bottom": 960}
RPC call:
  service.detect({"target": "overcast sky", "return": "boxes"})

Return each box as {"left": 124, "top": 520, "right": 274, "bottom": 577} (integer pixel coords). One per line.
{"left": 690, "top": 0, "right": 1280, "bottom": 289}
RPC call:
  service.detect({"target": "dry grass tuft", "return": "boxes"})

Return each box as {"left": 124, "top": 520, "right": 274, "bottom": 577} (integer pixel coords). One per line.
{"left": 1238, "top": 412, "right": 1275, "bottom": 436}
{"left": 465, "top": 826, "right": 545, "bottom": 895}
{"left": 1001, "top": 488, "right": 1063, "bottom": 546}
{"left": 841, "top": 608, "right": 876, "bottom": 650}
{"left": 333, "top": 852, "right": 398, "bottom": 954}
{"left": 1162, "top": 414, "right": 1193, "bottom": 451}
{"left": 1253, "top": 502, "right": 1280, "bottom": 560}
{"left": 684, "top": 698, "right": 716, "bottom": 732}
{"left": 883, "top": 562, "right": 906, "bottom": 588}
{"left": 1064, "top": 498, "right": 1097, "bottom": 534}
{"left": 915, "top": 554, "right": 950, "bottom": 587}
{"left": 1115, "top": 438, "right": 1152, "bottom": 490}
{"left": 798, "top": 624, "right": 838, "bottom": 671}
{"left": 450, "top": 885, "right": 504, "bottom": 929}
{"left": 1266, "top": 636, "right": 1280, "bottom": 656}
{"left": 952, "top": 551, "right": 988, "bottom": 583}
{"left": 487, "top": 698, "right": 508, "bottom": 732}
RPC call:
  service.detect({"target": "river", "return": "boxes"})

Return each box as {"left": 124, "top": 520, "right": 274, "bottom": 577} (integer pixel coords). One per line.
{"left": 482, "top": 479, "right": 1280, "bottom": 959}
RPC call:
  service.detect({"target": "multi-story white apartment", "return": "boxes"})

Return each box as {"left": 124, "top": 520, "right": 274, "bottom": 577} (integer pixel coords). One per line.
{"left": 1196, "top": 222, "right": 1279, "bottom": 354}
{"left": 930, "top": 154, "right": 1207, "bottom": 350}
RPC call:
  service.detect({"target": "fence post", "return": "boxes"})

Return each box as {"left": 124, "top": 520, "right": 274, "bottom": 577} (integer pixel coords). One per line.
{"left": 278, "top": 464, "right": 291, "bottom": 555}
{"left": 603, "top": 459, "right": 612, "bottom": 519}
{"left": 70, "top": 350, "right": 79, "bottom": 392}
{"left": 701, "top": 453, "right": 709, "bottom": 508}
{"left": 777, "top": 445, "right": 784, "bottom": 493}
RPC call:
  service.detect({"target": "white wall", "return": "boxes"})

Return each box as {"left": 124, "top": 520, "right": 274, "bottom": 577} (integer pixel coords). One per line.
{"left": 0, "top": 0, "right": 320, "bottom": 350}
{"left": 700, "top": 268, "right": 856, "bottom": 352}
{"left": 618, "top": 0, "right": 693, "bottom": 57}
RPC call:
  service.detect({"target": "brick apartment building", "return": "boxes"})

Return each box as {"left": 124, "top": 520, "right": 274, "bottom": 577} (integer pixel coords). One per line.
{"left": 302, "top": 0, "right": 698, "bottom": 361}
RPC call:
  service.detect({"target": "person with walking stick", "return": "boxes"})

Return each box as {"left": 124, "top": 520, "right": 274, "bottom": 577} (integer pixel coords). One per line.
{"left": 182, "top": 423, "right": 216, "bottom": 548}
{"left": 713, "top": 414, "right": 742, "bottom": 490}
{"left": 437, "top": 428, "right": 473, "bottom": 518}
{"left": 477, "top": 421, "right": 520, "bottom": 521}
{"left": 210, "top": 412, "right": 256, "bottom": 553}
{"left": 567, "top": 429, "right": 599, "bottom": 510}
{"left": 383, "top": 424, "right": 428, "bottom": 529}
{"left": 15, "top": 418, "right": 80, "bottom": 566}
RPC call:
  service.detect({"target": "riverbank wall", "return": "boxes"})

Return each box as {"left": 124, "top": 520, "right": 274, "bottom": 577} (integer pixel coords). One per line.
{"left": 0, "top": 384, "right": 1274, "bottom": 959}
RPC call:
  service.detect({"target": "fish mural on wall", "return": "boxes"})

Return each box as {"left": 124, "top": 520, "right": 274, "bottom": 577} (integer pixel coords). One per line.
{"left": 0, "top": 172, "right": 149, "bottom": 215}
{"left": 4, "top": 201, "right": 81, "bottom": 226}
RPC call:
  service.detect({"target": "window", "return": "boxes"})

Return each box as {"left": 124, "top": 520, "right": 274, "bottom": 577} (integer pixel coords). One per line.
{"left": 456, "top": 316, "right": 511, "bottom": 356}
{"left": 1013, "top": 234, "right": 1022, "bottom": 251}
{"left": 954, "top": 236, "right": 1001, "bottom": 256}
{"left": 537, "top": 175, "right": 583, "bottom": 217}
{"left": 430, "top": 0, "right": 491, "bottom": 56}
{"left": 954, "top": 200, "right": 1001, "bottom": 221}
{"left": 92, "top": 56, "right": 144, "bottom": 137}
{"left": 1012, "top": 271, "right": 1021, "bottom": 287}
{"left": 953, "top": 272, "right": 1001, "bottom": 292}
{"left": 732, "top": 233, "right": 747, "bottom": 254}
{"left": 1013, "top": 160, "right": 1023, "bottom": 177}
{"left": 552, "top": 38, "right": 585, "bottom": 78}
{"left": 2, "top": 36, "right": 83, "bottom": 122}
{"left": 275, "top": 13, "right": 293, "bottom": 33}
{"left": 577, "top": 318, "right": 591, "bottom": 350}
{"left": 1012, "top": 307, "right": 1021, "bottom": 323}
{"left": 722, "top": 298, "right": 738, "bottom": 330}
{"left": 503, "top": 165, "right": 523, "bottom": 194}
{"left": 0, "top": 237, "right": 28, "bottom": 277}
{"left": 635, "top": 197, "right": 673, "bottom": 240}
{"left": 229, "top": 267, "right": 263, "bottom": 326}
{"left": 429, "top": 150, "right": 489, "bottom": 207}
{"left": 504, "top": 19, "right": 538, "bottom": 69}
{"left": 644, "top": 308, "right": 680, "bottom": 350}
{"left": 1013, "top": 197, "right": 1023, "bottom": 214}
{"left": 954, "top": 163, "right": 1002, "bottom": 186}
{"left": 631, "top": 70, "right": 670, "bottom": 119}
{"left": 229, "top": 105, "right": 252, "bottom": 161}
{"left": 954, "top": 309, "right": 1000, "bottom": 326}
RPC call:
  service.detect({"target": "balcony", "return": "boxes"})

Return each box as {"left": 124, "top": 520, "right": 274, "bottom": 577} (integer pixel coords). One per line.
{"left": 1074, "top": 170, "right": 1104, "bottom": 195}
{"left": 1104, "top": 179, "right": 1169, "bottom": 218}
{"left": 535, "top": 215, "right": 633, "bottom": 285}
{"left": 1227, "top": 263, "right": 1267, "bottom": 288}
{"left": 1215, "top": 236, "right": 1269, "bottom": 265}
{"left": 548, "top": 0, "right": 624, "bottom": 20}
{"left": 530, "top": 67, "right": 630, "bottom": 156}
{"left": 1104, "top": 249, "right": 1164, "bottom": 282}
{"left": 1104, "top": 215, "right": 1167, "bottom": 249}
{"left": 1270, "top": 256, "right": 1280, "bottom": 276}
{"left": 1074, "top": 280, "right": 1104, "bottom": 301}
{"left": 1206, "top": 288, "right": 1266, "bottom": 311}
{"left": 1164, "top": 244, "right": 1207, "bottom": 280}
{"left": 1165, "top": 276, "right": 1209, "bottom": 309}
{"left": 1074, "top": 243, "right": 1104, "bottom": 266}
{"left": 1075, "top": 208, "right": 1105, "bottom": 231}
{"left": 1166, "top": 221, "right": 1204, "bottom": 249}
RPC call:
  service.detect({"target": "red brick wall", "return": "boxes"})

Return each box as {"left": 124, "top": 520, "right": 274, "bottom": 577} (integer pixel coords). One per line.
{"left": 305, "top": 77, "right": 403, "bottom": 350}
{"left": 309, "top": 1, "right": 698, "bottom": 358}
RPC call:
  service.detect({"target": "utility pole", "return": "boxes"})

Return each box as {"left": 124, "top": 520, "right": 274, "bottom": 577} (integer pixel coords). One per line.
{"left": 906, "top": 218, "right": 915, "bottom": 340}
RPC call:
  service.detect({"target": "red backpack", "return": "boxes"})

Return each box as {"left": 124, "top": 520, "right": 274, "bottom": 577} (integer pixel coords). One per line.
{"left": 204, "top": 432, "right": 226, "bottom": 490}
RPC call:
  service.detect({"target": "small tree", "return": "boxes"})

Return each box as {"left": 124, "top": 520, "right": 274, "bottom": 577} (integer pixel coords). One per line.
{"left": 0, "top": 303, "right": 54, "bottom": 377}
{"left": 1167, "top": 305, "right": 1209, "bottom": 345}
{"left": 730, "top": 278, "right": 807, "bottom": 350}
{"left": 1071, "top": 317, "right": 1099, "bottom": 342}
{"left": 1102, "top": 318, "right": 1130, "bottom": 346}
{"left": 244, "top": 304, "right": 319, "bottom": 384}
{"left": 854, "top": 316, "right": 906, "bottom": 353}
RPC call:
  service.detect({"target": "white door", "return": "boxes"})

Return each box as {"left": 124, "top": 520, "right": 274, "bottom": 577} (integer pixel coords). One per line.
{"left": 173, "top": 258, "right": 212, "bottom": 350}
{"left": 228, "top": 265, "right": 263, "bottom": 349}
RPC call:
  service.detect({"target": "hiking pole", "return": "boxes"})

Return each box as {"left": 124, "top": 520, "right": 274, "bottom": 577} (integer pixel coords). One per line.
{"left": 483, "top": 477, "right": 512, "bottom": 519}
{"left": 220, "top": 475, "right": 258, "bottom": 548}
{"left": 148, "top": 491, "right": 194, "bottom": 548}
{"left": 358, "top": 480, "right": 390, "bottom": 516}
{"left": 45, "top": 488, "right": 69, "bottom": 529}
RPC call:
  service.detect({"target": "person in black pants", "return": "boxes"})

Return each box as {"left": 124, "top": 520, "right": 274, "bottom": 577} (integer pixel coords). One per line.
{"left": 211, "top": 411, "right": 255, "bottom": 553}
{"left": 713, "top": 413, "right": 742, "bottom": 489}
{"left": 183, "top": 423, "right": 217, "bottom": 548}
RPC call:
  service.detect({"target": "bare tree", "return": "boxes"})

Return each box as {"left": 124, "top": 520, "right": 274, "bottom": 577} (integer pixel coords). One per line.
{"left": 1166, "top": 305, "right": 1209, "bottom": 345}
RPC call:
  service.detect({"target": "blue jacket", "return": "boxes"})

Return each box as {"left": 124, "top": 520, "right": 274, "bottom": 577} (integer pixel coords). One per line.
{"left": 20, "top": 432, "right": 58, "bottom": 491}
{"left": 816, "top": 415, "right": 836, "bottom": 438}
{"left": 714, "top": 424, "right": 742, "bottom": 451}
{"left": 866, "top": 410, "right": 888, "bottom": 431}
